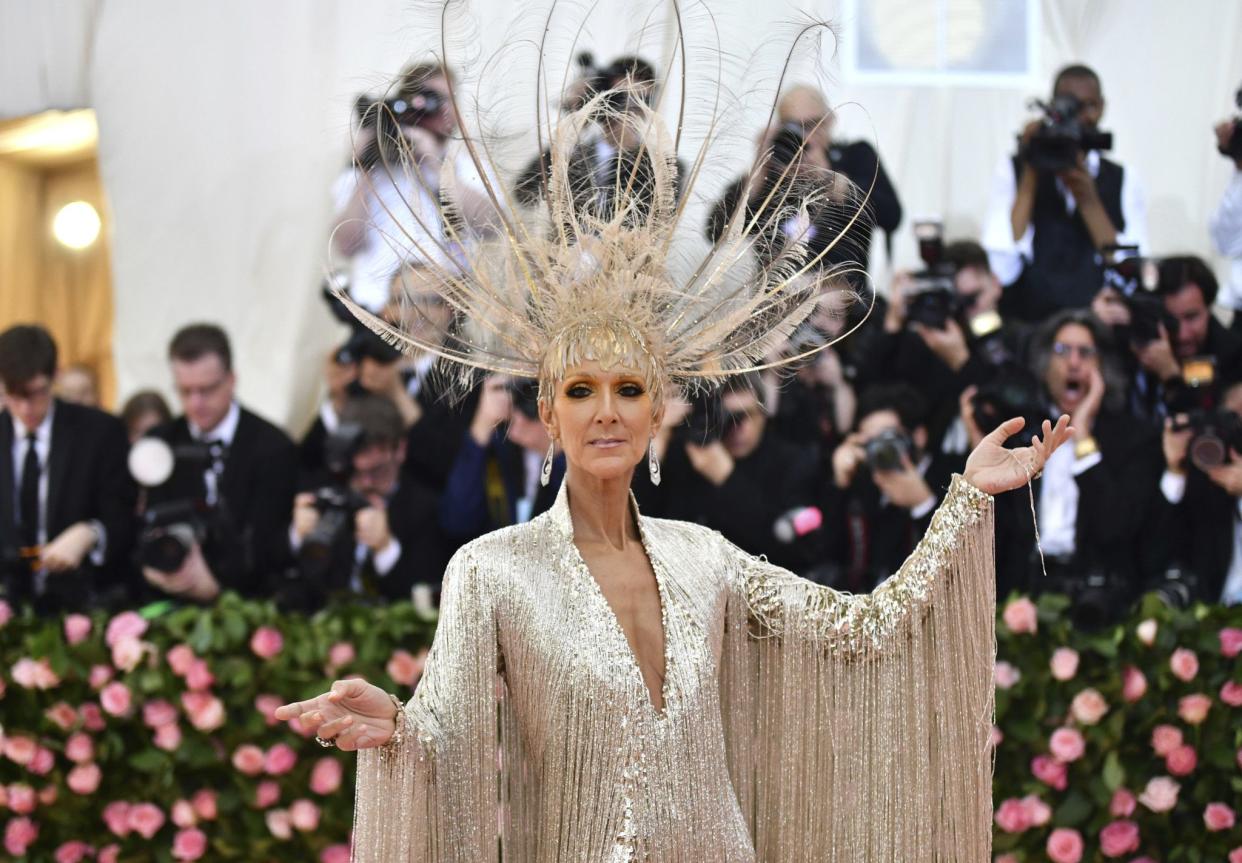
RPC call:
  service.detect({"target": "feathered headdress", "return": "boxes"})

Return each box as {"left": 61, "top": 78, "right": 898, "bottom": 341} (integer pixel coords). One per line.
{"left": 331, "top": 6, "right": 874, "bottom": 405}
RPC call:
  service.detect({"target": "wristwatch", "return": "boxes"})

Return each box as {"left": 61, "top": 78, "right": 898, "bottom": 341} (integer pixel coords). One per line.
{"left": 1073, "top": 435, "right": 1099, "bottom": 460}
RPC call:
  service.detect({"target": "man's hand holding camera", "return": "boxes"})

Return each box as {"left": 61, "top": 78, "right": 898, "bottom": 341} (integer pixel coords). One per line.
{"left": 470, "top": 375, "right": 512, "bottom": 447}
{"left": 684, "top": 440, "right": 734, "bottom": 487}
{"left": 143, "top": 543, "right": 220, "bottom": 604}
{"left": 1206, "top": 453, "right": 1242, "bottom": 498}
{"left": 1134, "top": 323, "right": 1182, "bottom": 383}
{"left": 832, "top": 433, "right": 866, "bottom": 489}
{"left": 355, "top": 499, "right": 394, "bottom": 556}
{"left": 911, "top": 317, "right": 970, "bottom": 373}
{"left": 871, "top": 452, "right": 935, "bottom": 512}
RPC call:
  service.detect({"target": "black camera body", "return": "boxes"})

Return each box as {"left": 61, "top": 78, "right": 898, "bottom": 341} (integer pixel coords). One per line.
{"left": 1173, "top": 409, "right": 1242, "bottom": 472}
{"left": 297, "top": 424, "right": 369, "bottom": 582}
{"left": 135, "top": 442, "right": 217, "bottom": 574}
{"left": 864, "top": 428, "right": 913, "bottom": 472}
{"left": 905, "top": 218, "right": 962, "bottom": 330}
{"left": 971, "top": 363, "right": 1045, "bottom": 450}
{"left": 1100, "top": 246, "right": 1173, "bottom": 346}
{"left": 679, "top": 392, "right": 731, "bottom": 446}
{"left": 355, "top": 91, "right": 445, "bottom": 130}
{"left": 769, "top": 123, "right": 809, "bottom": 168}
{"left": 1023, "top": 94, "right": 1113, "bottom": 173}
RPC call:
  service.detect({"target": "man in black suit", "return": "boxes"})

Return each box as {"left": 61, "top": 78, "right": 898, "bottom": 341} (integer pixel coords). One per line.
{"left": 141, "top": 324, "right": 296, "bottom": 602}
{"left": 0, "top": 325, "right": 136, "bottom": 611}
{"left": 291, "top": 394, "right": 448, "bottom": 607}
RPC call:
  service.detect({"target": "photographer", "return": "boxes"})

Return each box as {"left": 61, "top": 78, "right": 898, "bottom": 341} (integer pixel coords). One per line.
{"left": 637, "top": 377, "right": 820, "bottom": 572}
{"left": 514, "top": 55, "right": 683, "bottom": 227}
{"left": 1142, "top": 380, "right": 1242, "bottom": 606}
{"left": 439, "top": 376, "right": 562, "bottom": 544}
{"left": 289, "top": 395, "right": 447, "bottom": 607}
{"left": 1210, "top": 94, "right": 1242, "bottom": 328}
{"left": 705, "top": 85, "right": 901, "bottom": 280}
{"left": 331, "top": 62, "right": 503, "bottom": 312}
{"left": 994, "top": 311, "right": 1161, "bottom": 620}
{"left": 983, "top": 64, "right": 1148, "bottom": 321}
{"left": 141, "top": 324, "right": 297, "bottom": 601}
{"left": 819, "top": 384, "right": 954, "bottom": 591}
{"left": 0, "top": 325, "right": 136, "bottom": 612}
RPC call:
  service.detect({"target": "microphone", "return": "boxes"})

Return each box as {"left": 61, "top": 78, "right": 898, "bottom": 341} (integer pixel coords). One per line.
{"left": 773, "top": 506, "right": 823, "bottom": 543}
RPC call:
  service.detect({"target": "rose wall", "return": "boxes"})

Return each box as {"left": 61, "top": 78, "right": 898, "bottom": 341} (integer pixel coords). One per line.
{"left": 0, "top": 592, "right": 1239, "bottom": 861}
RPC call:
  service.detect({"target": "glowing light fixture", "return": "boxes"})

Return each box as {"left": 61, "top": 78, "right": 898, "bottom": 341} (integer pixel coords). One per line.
{"left": 52, "top": 201, "right": 101, "bottom": 249}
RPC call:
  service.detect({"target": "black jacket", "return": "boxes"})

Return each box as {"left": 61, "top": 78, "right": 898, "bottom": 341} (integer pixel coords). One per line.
{"left": 1140, "top": 466, "right": 1236, "bottom": 604}
{"left": 144, "top": 407, "right": 297, "bottom": 598}
{"left": 0, "top": 400, "right": 137, "bottom": 610}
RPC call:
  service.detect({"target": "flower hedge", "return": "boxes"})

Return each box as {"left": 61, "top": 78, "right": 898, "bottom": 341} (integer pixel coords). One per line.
{"left": 0, "top": 591, "right": 1238, "bottom": 861}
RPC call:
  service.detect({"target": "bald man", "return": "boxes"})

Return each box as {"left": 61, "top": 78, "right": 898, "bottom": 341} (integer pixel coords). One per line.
{"left": 706, "top": 84, "right": 902, "bottom": 282}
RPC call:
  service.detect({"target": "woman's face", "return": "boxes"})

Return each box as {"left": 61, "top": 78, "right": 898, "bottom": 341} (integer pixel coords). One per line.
{"left": 540, "top": 360, "right": 662, "bottom": 483}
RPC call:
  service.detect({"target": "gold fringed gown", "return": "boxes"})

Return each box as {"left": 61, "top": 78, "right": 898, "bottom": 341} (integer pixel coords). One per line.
{"left": 353, "top": 475, "right": 995, "bottom": 862}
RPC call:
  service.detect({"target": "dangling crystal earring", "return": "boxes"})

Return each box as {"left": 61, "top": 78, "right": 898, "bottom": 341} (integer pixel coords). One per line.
{"left": 648, "top": 437, "right": 661, "bottom": 486}
{"left": 540, "top": 440, "right": 555, "bottom": 487}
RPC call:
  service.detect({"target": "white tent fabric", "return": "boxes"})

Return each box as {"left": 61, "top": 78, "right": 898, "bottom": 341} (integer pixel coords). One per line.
{"left": 3, "top": 0, "right": 1241, "bottom": 432}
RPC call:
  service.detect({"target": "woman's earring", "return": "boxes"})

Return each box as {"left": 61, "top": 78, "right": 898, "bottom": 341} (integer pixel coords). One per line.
{"left": 648, "top": 437, "right": 661, "bottom": 486}
{"left": 540, "top": 440, "right": 555, "bottom": 487}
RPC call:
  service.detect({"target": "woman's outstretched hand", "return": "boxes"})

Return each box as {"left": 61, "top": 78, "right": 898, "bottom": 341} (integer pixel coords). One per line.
{"left": 274, "top": 678, "right": 398, "bottom": 752}
{"left": 963, "top": 415, "right": 1074, "bottom": 496}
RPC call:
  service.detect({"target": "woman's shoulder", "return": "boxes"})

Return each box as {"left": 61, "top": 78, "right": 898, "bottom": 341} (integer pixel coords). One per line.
{"left": 640, "top": 514, "right": 736, "bottom": 556}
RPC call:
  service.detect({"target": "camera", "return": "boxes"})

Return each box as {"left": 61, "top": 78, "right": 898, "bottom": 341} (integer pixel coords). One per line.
{"left": 905, "top": 219, "right": 960, "bottom": 330}
{"left": 864, "top": 428, "right": 913, "bottom": 472}
{"left": 130, "top": 439, "right": 217, "bottom": 574}
{"left": 1165, "top": 358, "right": 1242, "bottom": 471}
{"left": 352, "top": 90, "right": 446, "bottom": 169}
{"left": 297, "top": 424, "right": 369, "bottom": 581}
{"left": 769, "top": 123, "right": 809, "bottom": 168}
{"left": 1151, "top": 564, "right": 1204, "bottom": 609}
{"left": 678, "top": 392, "right": 734, "bottom": 446}
{"left": 1218, "top": 85, "right": 1242, "bottom": 161}
{"left": 1100, "top": 245, "right": 1170, "bottom": 346}
{"left": 971, "top": 363, "right": 1045, "bottom": 449}
{"left": 1044, "top": 564, "right": 1129, "bottom": 630}
{"left": 565, "top": 52, "right": 653, "bottom": 116}
{"left": 1022, "top": 94, "right": 1113, "bottom": 173}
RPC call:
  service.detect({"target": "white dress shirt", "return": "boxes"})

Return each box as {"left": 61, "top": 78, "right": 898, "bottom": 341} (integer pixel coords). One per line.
{"left": 1209, "top": 169, "right": 1242, "bottom": 312}
{"left": 189, "top": 401, "right": 240, "bottom": 507}
{"left": 982, "top": 149, "right": 1149, "bottom": 286}
{"left": 1159, "top": 470, "right": 1242, "bottom": 605}
{"left": 1037, "top": 435, "right": 1103, "bottom": 557}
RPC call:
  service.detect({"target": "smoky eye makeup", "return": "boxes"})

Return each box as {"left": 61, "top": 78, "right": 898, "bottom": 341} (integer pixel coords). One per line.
{"left": 564, "top": 380, "right": 593, "bottom": 398}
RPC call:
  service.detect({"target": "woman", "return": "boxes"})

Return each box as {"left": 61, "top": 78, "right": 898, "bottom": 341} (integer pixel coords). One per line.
{"left": 277, "top": 32, "right": 1071, "bottom": 861}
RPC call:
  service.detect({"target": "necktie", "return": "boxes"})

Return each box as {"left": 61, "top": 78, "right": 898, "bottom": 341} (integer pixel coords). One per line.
{"left": 202, "top": 438, "right": 226, "bottom": 506}
{"left": 18, "top": 432, "right": 40, "bottom": 548}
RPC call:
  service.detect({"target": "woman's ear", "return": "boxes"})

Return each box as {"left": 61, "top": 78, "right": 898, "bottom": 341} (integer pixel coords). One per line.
{"left": 652, "top": 401, "right": 666, "bottom": 435}
{"left": 538, "top": 397, "right": 556, "bottom": 441}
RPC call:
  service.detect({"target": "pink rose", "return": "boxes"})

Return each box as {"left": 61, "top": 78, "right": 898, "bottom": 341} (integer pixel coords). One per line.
{"left": 45, "top": 701, "right": 79, "bottom": 730}
{"left": 1138, "top": 776, "right": 1180, "bottom": 813}
{"left": 254, "top": 694, "right": 282, "bottom": 726}
{"left": 1098, "top": 819, "right": 1140, "bottom": 857}
{"left": 1069, "top": 688, "right": 1109, "bottom": 725}
{"left": 172, "top": 799, "right": 197, "bottom": 828}
{"left": 1151, "top": 724, "right": 1184, "bottom": 757}
{"left": 0, "top": 599, "right": 11, "bottom": 627}
{"left": 250, "top": 626, "right": 284, "bottom": 660}
{"left": 321, "top": 845, "right": 351, "bottom": 863}
{"left": 994, "top": 660, "right": 1021, "bottom": 689}
{"left": 1021, "top": 794, "right": 1051, "bottom": 827}
{"left": 12, "top": 656, "right": 60, "bottom": 689}
{"left": 1221, "top": 681, "right": 1242, "bottom": 707}
{"left": 111, "top": 636, "right": 145, "bottom": 672}
{"left": 127, "top": 802, "right": 165, "bottom": 839}
{"left": 191, "top": 790, "right": 217, "bottom": 821}
{"left": 143, "top": 699, "right": 178, "bottom": 729}
{"left": 1136, "top": 618, "right": 1158, "bottom": 646}
{"left": 1122, "top": 666, "right": 1147, "bottom": 702}
{"left": 4, "top": 735, "right": 37, "bottom": 766}
{"left": 1206, "top": 802, "right": 1237, "bottom": 832}
{"left": 1110, "top": 788, "right": 1137, "bottom": 818}
{"left": 232, "top": 745, "right": 266, "bottom": 776}
{"left": 28, "top": 747, "right": 54, "bottom": 775}
{"left": 1170, "top": 647, "right": 1199, "bottom": 682}
{"left": 98, "top": 844, "right": 120, "bottom": 863}
{"left": 990, "top": 726, "right": 1004, "bottom": 748}
{"left": 255, "top": 780, "right": 281, "bottom": 809}
{"left": 184, "top": 659, "right": 214, "bottom": 692}
{"left": 166, "top": 644, "right": 196, "bottom": 676}
{"left": 55, "top": 840, "right": 93, "bottom": 863}
{"left": 1230, "top": 849, "right": 1242, "bottom": 863}
{"left": 63, "top": 614, "right": 92, "bottom": 645}
{"left": 100, "top": 681, "right": 132, "bottom": 716}
{"left": 289, "top": 798, "right": 320, "bottom": 832}
{"left": 154, "top": 723, "right": 182, "bottom": 752}
{"left": 264, "top": 743, "right": 297, "bottom": 776}
{"left": 310, "top": 757, "right": 343, "bottom": 795}
{"left": 1166, "top": 744, "right": 1197, "bottom": 776}
{"left": 1050, "top": 647, "right": 1079, "bottom": 681}
{"left": 173, "top": 827, "right": 207, "bottom": 860}
{"left": 1220, "top": 627, "right": 1242, "bottom": 658}
{"left": 38, "top": 785, "right": 58, "bottom": 806}
{"left": 105, "top": 611, "right": 148, "bottom": 646}
{"left": 1031, "top": 755, "right": 1068, "bottom": 790}
{"left": 387, "top": 648, "right": 428, "bottom": 687}
{"left": 8, "top": 784, "right": 36, "bottom": 814}
{"left": 1046, "top": 827, "right": 1084, "bottom": 863}
{"left": 4, "top": 816, "right": 38, "bottom": 857}
{"left": 180, "top": 692, "right": 225, "bottom": 732}
{"left": 102, "top": 801, "right": 131, "bottom": 836}
{"left": 1049, "top": 727, "right": 1085, "bottom": 763}
{"left": 993, "top": 794, "right": 1033, "bottom": 829}
{"left": 65, "top": 732, "right": 93, "bottom": 764}
{"left": 327, "top": 641, "right": 355, "bottom": 671}
{"left": 1002, "top": 597, "right": 1038, "bottom": 634}
{"left": 67, "top": 763, "right": 101, "bottom": 795}
{"left": 88, "top": 664, "right": 113, "bottom": 690}
{"left": 1178, "top": 693, "right": 1212, "bottom": 725}
{"left": 265, "top": 808, "right": 292, "bottom": 840}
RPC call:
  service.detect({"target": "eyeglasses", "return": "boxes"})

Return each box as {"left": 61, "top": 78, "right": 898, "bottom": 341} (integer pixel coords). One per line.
{"left": 1052, "top": 342, "right": 1098, "bottom": 360}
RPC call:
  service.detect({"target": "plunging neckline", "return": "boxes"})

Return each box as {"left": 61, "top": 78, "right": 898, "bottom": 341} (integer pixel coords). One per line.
{"left": 567, "top": 508, "right": 671, "bottom": 719}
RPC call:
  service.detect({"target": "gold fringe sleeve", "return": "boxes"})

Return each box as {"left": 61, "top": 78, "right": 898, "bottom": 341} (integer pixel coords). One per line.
{"left": 352, "top": 547, "right": 517, "bottom": 863}
{"left": 720, "top": 474, "right": 996, "bottom": 862}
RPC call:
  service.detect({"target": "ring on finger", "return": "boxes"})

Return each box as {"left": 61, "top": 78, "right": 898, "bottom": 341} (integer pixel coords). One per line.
{"left": 315, "top": 735, "right": 336, "bottom": 749}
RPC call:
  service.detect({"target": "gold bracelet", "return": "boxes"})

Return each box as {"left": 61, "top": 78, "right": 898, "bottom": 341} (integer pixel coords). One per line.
{"left": 379, "top": 692, "right": 406, "bottom": 754}
{"left": 1074, "top": 435, "right": 1099, "bottom": 460}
